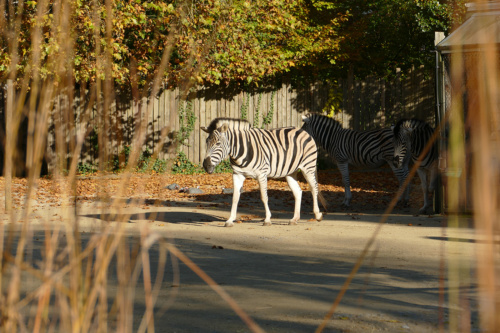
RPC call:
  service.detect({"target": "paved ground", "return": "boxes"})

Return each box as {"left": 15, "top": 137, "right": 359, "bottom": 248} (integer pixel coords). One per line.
{"left": 3, "top": 188, "right": 479, "bottom": 332}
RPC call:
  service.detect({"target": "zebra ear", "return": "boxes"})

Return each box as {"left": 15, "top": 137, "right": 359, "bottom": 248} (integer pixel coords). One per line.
{"left": 390, "top": 125, "right": 395, "bottom": 131}
{"left": 218, "top": 123, "right": 229, "bottom": 133}
{"left": 201, "top": 126, "right": 209, "bottom": 133}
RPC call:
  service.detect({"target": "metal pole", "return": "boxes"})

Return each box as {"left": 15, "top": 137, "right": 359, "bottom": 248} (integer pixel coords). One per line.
{"left": 433, "top": 31, "right": 446, "bottom": 214}
{"left": 5, "top": 79, "right": 13, "bottom": 213}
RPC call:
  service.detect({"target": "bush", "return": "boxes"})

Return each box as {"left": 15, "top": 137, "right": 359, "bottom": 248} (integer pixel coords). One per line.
{"left": 77, "top": 162, "right": 97, "bottom": 175}
{"left": 171, "top": 152, "right": 233, "bottom": 174}
{"left": 172, "top": 152, "right": 204, "bottom": 175}
{"left": 214, "top": 159, "right": 232, "bottom": 173}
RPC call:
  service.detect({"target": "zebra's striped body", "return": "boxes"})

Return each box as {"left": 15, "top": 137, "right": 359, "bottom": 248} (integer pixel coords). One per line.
{"left": 393, "top": 119, "right": 439, "bottom": 214}
{"left": 202, "top": 117, "right": 323, "bottom": 227}
{"left": 301, "top": 114, "right": 409, "bottom": 207}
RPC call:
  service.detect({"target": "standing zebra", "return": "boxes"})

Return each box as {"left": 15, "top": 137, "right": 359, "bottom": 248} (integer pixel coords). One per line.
{"left": 393, "top": 119, "right": 439, "bottom": 215}
{"left": 301, "top": 113, "right": 409, "bottom": 207}
{"left": 201, "top": 117, "right": 323, "bottom": 227}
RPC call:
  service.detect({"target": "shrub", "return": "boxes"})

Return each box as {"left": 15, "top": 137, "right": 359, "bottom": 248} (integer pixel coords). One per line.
{"left": 172, "top": 152, "right": 204, "bottom": 174}
{"left": 77, "top": 162, "right": 97, "bottom": 175}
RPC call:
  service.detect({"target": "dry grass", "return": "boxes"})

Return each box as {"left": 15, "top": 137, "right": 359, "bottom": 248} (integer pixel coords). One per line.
{"left": 1, "top": 0, "right": 499, "bottom": 332}
{"left": 0, "top": 1, "right": 263, "bottom": 332}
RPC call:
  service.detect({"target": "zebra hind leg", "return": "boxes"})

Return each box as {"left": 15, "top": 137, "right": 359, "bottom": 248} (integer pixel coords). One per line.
{"left": 337, "top": 162, "right": 352, "bottom": 207}
{"left": 302, "top": 169, "right": 323, "bottom": 222}
{"left": 285, "top": 173, "right": 302, "bottom": 225}
{"left": 417, "top": 168, "right": 434, "bottom": 215}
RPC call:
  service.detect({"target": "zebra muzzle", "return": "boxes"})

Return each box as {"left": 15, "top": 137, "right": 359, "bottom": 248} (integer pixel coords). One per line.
{"left": 203, "top": 157, "right": 215, "bottom": 174}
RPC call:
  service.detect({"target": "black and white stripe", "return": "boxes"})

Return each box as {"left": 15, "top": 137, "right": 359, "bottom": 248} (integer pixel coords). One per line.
{"left": 393, "top": 119, "right": 439, "bottom": 214}
{"left": 202, "top": 117, "right": 323, "bottom": 226}
{"left": 301, "top": 113, "right": 409, "bottom": 207}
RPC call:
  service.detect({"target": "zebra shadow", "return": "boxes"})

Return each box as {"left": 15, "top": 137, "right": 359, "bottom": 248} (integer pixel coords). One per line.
{"left": 193, "top": 187, "right": 420, "bottom": 221}
{"left": 81, "top": 211, "right": 224, "bottom": 225}
{"left": 316, "top": 168, "right": 427, "bottom": 215}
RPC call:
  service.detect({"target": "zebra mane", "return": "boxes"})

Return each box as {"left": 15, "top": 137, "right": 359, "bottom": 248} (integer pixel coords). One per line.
{"left": 393, "top": 119, "right": 430, "bottom": 136}
{"left": 205, "top": 117, "right": 251, "bottom": 133}
{"left": 302, "top": 114, "right": 342, "bottom": 129}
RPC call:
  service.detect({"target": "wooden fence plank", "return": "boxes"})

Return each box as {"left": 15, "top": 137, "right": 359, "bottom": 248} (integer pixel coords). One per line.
{"left": 46, "top": 69, "right": 436, "bottom": 170}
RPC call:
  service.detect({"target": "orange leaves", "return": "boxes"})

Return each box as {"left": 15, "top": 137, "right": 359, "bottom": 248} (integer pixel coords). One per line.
{"left": 0, "top": 169, "right": 422, "bottom": 213}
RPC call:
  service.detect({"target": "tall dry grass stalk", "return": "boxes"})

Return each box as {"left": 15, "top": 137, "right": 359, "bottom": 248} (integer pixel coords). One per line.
{"left": 466, "top": 7, "right": 500, "bottom": 333}
{"left": 1, "top": 1, "right": 499, "bottom": 332}
{"left": 445, "top": 2, "right": 500, "bottom": 332}
{"left": 0, "top": 1, "right": 263, "bottom": 332}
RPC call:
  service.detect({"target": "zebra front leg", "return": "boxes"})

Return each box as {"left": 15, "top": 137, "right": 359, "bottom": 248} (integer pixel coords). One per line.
{"left": 226, "top": 173, "right": 246, "bottom": 227}
{"left": 417, "top": 168, "right": 434, "bottom": 215}
{"left": 257, "top": 174, "right": 272, "bottom": 226}
{"left": 337, "top": 162, "right": 352, "bottom": 207}
{"left": 285, "top": 173, "right": 302, "bottom": 225}
{"left": 392, "top": 164, "right": 410, "bottom": 206}
{"left": 428, "top": 162, "right": 439, "bottom": 192}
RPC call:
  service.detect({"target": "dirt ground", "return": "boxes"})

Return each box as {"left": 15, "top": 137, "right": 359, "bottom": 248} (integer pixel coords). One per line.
{"left": 1, "top": 170, "right": 479, "bottom": 332}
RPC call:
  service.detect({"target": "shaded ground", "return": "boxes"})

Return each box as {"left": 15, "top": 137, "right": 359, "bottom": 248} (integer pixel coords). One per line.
{"left": 0, "top": 170, "right": 479, "bottom": 332}
{"left": 2, "top": 168, "right": 425, "bottom": 215}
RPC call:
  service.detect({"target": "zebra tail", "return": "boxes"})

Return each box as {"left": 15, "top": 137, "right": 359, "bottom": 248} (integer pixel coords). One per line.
{"left": 318, "top": 191, "right": 328, "bottom": 213}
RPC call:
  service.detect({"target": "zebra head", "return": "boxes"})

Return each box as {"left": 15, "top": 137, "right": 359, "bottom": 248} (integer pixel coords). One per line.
{"left": 392, "top": 120, "right": 414, "bottom": 169}
{"left": 201, "top": 123, "right": 230, "bottom": 174}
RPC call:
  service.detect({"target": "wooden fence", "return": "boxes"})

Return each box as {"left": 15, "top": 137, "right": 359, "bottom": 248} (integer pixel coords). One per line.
{"left": 128, "top": 67, "right": 435, "bottom": 167}
{"left": 3, "top": 67, "right": 436, "bottom": 173}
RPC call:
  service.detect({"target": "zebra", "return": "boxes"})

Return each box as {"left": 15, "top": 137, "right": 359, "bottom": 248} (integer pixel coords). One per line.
{"left": 392, "top": 119, "right": 439, "bottom": 215}
{"left": 301, "top": 113, "right": 409, "bottom": 207}
{"left": 201, "top": 117, "right": 323, "bottom": 227}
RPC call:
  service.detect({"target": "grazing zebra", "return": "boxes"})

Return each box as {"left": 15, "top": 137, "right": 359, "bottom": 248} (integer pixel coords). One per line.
{"left": 301, "top": 114, "right": 409, "bottom": 207}
{"left": 393, "top": 119, "right": 439, "bottom": 215}
{"left": 201, "top": 117, "right": 323, "bottom": 227}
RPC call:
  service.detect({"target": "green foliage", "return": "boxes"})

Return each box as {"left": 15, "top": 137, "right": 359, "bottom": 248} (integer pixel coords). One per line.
{"left": 322, "top": 80, "right": 343, "bottom": 117}
{"left": 151, "top": 159, "right": 169, "bottom": 174}
{"left": 172, "top": 152, "right": 204, "bottom": 175}
{"left": 136, "top": 147, "right": 153, "bottom": 172}
{"left": 137, "top": 150, "right": 169, "bottom": 174}
{"left": 109, "top": 146, "right": 168, "bottom": 173}
{"left": 261, "top": 91, "right": 275, "bottom": 128}
{"left": 77, "top": 162, "right": 97, "bottom": 175}
{"left": 110, "top": 145, "right": 132, "bottom": 171}
{"left": 240, "top": 93, "right": 250, "bottom": 120}
{"left": 214, "top": 159, "right": 233, "bottom": 174}
{"left": 176, "top": 99, "right": 196, "bottom": 149}
{"left": 313, "top": 0, "right": 466, "bottom": 78}
{"left": 248, "top": 91, "right": 275, "bottom": 128}
{"left": 253, "top": 93, "right": 262, "bottom": 128}
{"left": 171, "top": 152, "right": 232, "bottom": 174}
{"left": 0, "top": 0, "right": 465, "bottom": 86}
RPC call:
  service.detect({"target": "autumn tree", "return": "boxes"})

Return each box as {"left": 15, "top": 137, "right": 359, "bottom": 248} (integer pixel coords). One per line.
{"left": 0, "top": 0, "right": 465, "bottom": 87}
{"left": 293, "top": 0, "right": 467, "bottom": 80}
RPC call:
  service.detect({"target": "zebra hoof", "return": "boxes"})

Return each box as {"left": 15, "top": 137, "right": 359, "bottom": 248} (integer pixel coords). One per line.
{"left": 418, "top": 207, "right": 434, "bottom": 215}
{"left": 262, "top": 221, "right": 272, "bottom": 226}
{"left": 224, "top": 221, "right": 235, "bottom": 227}
{"left": 288, "top": 220, "right": 298, "bottom": 225}
{"left": 315, "top": 213, "right": 323, "bottom": 222}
